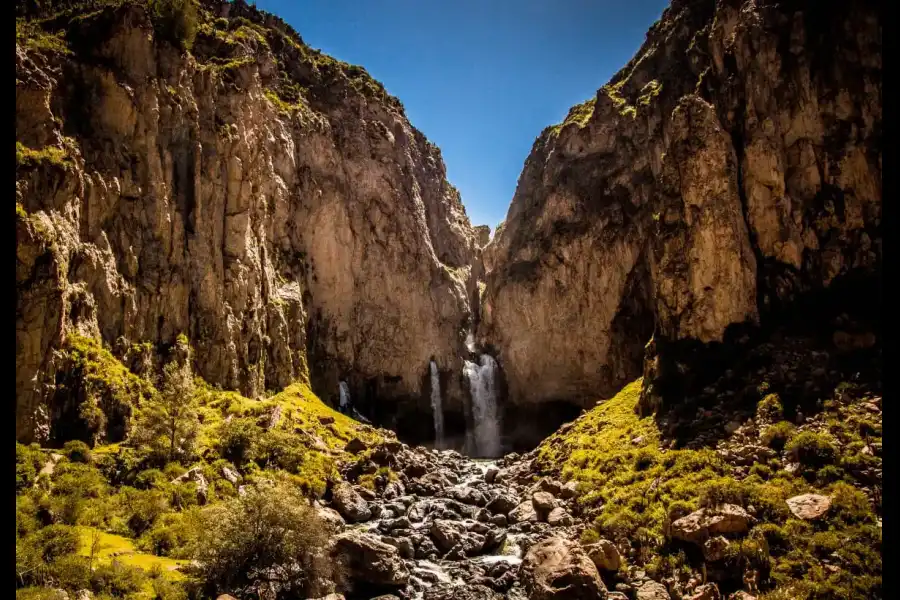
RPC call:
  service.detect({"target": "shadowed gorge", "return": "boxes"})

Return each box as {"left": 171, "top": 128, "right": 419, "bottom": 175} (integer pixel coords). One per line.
{"left": 16, "top": 0, "right": 880, "bottom": 598}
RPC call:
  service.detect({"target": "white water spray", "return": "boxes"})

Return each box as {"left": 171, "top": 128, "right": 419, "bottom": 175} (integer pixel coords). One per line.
{"left": 429, "top": 360, "right": 445, "bottom": 449}
{"left": 339, "top": 380, "right": 350, "bottom": 413}
{"left": 463, "top": 354, "right": 502, "bottom": 457}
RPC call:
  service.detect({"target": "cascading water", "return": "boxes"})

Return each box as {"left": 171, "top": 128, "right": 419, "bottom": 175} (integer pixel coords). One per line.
{"left": 463, "top": 354, "right": 502, "bottom": 457}
{"left": 429, "top": 360, "right": 445, "bottom": 449}
{"left": 338, "top": 380, "right": 350, "bottom": 414}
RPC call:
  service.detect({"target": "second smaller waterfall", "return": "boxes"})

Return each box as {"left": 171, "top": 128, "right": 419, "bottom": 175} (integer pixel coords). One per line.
{"left": 339, "top": 381, "right": 351, "bottom": 414}
{"left": 463, "top": 354, "right": 502, "bottom": 457}
{"left": 429, "top": 360, "right": 445, "bottom": 449}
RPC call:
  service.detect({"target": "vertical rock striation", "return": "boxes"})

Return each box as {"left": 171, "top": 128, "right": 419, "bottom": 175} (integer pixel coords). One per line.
{"left": 481, "top": 0, "right": 880, "bottom": 418}
{"left": 16, "top": 0, "right": 477, "bottom": 442}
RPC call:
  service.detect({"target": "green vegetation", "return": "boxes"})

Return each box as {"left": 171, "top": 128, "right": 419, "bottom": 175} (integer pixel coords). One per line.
{"left": 637, "top": 79, "right": 663, "bottom": 106}
{"left": 15, "top": 20, "right": 71, "bottom": 55}
{"left": 16, "top": 142, "right": 71, "bottom": 169}
{"left": 562, "top": 98, "right": 596, "bottom": 128}
{"left": 148, "top": 0, "right": 199, "bottom": 51}
{"left": 535, "top": 378, "right": 882, "bottom": 599}
{"left": 17, "top": 332, "right": 379, "bottom": 598}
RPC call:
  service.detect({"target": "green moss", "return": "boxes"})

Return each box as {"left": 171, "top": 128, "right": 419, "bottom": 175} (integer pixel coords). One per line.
{"left": 761, "top": 421, "right": 796, "bottom": 451}
{"left": 16, "top": 142, "right": 71, "bottom": 169}
{"left": 561, "top": 98, "right": 596, "bottom": 128}
{"left": 786, "top": 431, "right": 838, "bottom": 468}
{"left": 16, "top": 20, "right": 71, "bottom": 55}
{"left": 637, "top": 79, "right": 662, "bottom": 106}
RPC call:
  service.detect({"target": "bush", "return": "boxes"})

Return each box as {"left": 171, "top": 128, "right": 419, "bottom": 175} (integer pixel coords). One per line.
{"left": 761, "top": 421, "right": 796, "bottom": 451}
{"left": 193, "top": 480, "right": 334, "bottom": 598}
{"left": 134, "top": 468, "right": 167, "bottom": 490}
{"left": 118, "top": 487, "right": 169, "bottom": 536}
{"left": 17, "top": 443, "right": 45, "bottom": 491}
{"left": 216, "top": 417, "right": 261, "bottom": 466}
{"left": 90, "top": 560, "right": 146, "bottom": 596}
{"left": 28, "top": 524, "right": 80, "bottom": 563}
{"left": 16, "top": 589, "right": 70, "bottom": 600}
{"left": 62, "top": 440, "right": 92, "bottom": 463}
{"left": 757, "top": 393, "right": 784, "bottom": 422}
{"left": 149, "top": 0, "right": 199, "bottom": 51}
{"left": 786, "top": 431, "right": 837, "bottom": 468}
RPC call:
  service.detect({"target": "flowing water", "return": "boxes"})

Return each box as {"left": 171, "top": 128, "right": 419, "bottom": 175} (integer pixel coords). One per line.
{"left": 429, "top": 360, "right": 445, "bottom": 449}
{"left": 463, "top": 354, "right": 502, "bottom": 458}
{"left": 339, "top": 380, "right": 351, "bottom": 413}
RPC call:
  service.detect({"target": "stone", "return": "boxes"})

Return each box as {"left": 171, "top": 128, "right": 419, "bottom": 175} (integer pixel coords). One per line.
{"left": 221, "top": 466, "right": 240, "bottom": 485}
{"left": 560, "top": 481, "right": 579, "bottom": 499}
{"left": 687, "top": 583, "right": 721, "bottom": 600}
{"left": 546, "top": 507, "right": 574, "bottom": 526}
{"left": 485, "top": 466, "right": 500, "bottom": 483}
{"left": 331, "top": 482, "right": 371, "bottom": 523}
{"left": 786, "top": 494, "right": 831, "bottom": 520}
{"left": 75, "top": 591, "right": 94, "bottom": 600}
{"left": 532, "top": 491, "right": 556, "bottom": 511}
{"left": 702, "top": 536, "right": 730, "bottom": 562}
{"left": 330, "top": 530, "right": 409, "bottom": 587}
{"left": 585, "top": 539, "right": 621, "bottom": 571}
{"left": 635, "top": 581, "right": 671, "bottom": 600}
{"left": 508, "top": 500, "right": 539, "bottom": 523}
{"left": 671, "top": 505, "right": 753, "bottom": 544}
{"left": 430, "top": 519, "right": 468, "bottom": 553}
{"left": 317, "top": 415, "right": 335, "bottom": 425}
{"left": 520, "top": 536, "right": 607, "bottom": 600}
{"left": 171, "top": 467, "right": 209, "bottom": 505}
{"left": 727, "top": 593, "right": 757, "bottom": 600}
{"left": 486, "top": 491, "right": 519, "bottom": 515}
{"left": 316, "top": 506, "right": 345, "bottom": 529}
{"left": 423, "top": 584, "right": 503, "bottom": 600}
{"left": 216, "top": 596, "right": 238, "bottom": 600}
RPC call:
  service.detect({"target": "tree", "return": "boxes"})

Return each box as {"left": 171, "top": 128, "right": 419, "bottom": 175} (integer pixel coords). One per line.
{"left": 133, "top": 357, "right": 200, "bottom": 464}
{"left": 192, "top": 480, "right": 335, "bottom": 598}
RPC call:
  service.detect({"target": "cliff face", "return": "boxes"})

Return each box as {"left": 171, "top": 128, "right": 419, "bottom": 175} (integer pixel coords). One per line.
{"left": 481, "top": 0, "right": 881, "bottom": 416}
{"left": 16, "top": 0, "right": 477, "bottom": 443}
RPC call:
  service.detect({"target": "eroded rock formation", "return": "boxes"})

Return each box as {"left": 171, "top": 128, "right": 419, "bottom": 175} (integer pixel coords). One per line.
{"left": 480, "top": 0, "right": 881, "bottom": 417}
{"left": 15, "top": 0, "right": 477, "bottom": 442}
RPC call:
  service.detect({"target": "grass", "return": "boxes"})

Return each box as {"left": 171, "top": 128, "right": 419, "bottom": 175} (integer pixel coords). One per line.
{"left": 562, "top": 98, "right": 596, "bottom": 128}
{"left": 534, "top": 378, "right": 882, "bottom": 598}
{"left": 16, "top": 142, "right": 71, "bottom": 169}
{"left": 16, "top": 20, "right": 71, "bottom": 55}
{"left": 76, "top": 526, "right": 188, "bottom": 579}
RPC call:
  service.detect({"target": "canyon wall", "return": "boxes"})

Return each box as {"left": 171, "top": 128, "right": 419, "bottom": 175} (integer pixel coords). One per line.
{"left": 16, "top": 0, "right": 477, "bottom": 443}
{"left": 481, "top": 0, "right": 881, "bottom": 416}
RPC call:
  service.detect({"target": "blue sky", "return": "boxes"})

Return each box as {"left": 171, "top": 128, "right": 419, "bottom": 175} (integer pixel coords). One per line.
{"left": 253, "top": 0, "right": 670, "bottom": 228}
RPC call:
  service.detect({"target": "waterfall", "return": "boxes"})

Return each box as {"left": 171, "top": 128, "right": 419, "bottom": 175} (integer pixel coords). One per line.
{"left": 463, "top": 354, "right": 502, "bottom": 457}
{"left": 339, "top": 381, "right": 350, "bottom": 413}
{"left": 430, "top": 360, "right": 445, "bottom": 449}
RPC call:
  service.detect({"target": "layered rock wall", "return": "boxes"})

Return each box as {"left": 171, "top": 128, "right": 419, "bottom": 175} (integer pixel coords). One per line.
{"left": 16, "top": 0, "right": 477, "bottom": 442}
{"left": 481, "top": 0, "right": 881, "bottom": 414}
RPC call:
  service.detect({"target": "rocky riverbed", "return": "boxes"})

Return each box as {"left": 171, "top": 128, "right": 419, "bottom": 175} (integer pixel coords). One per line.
{"left": 317, "top": 437, "right": 669, "bottom": 600}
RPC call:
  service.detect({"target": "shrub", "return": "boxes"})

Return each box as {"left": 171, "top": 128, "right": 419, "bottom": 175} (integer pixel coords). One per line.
{"left": 17, "top": 443, "right": 45, "bottom": 491}
{"left": 131, "top": 359, "right": 200, "bottom": 464}
{"left": 62, "top": 440, "right": 92, "bottom": 463}
{"left": 90, "top": 560, "right": 146, "bottom": 596}
{"left": 49, "top": 554, "right": 91, "bottom": 591}
{"left": 761, "top": 421, "right": 796, "bottom": 451}
{"left": 216, "top": 417, "right": 261, "bottom": 466}
{"left": 580, "top": 528, "right": 600, "bottom": 545}
{"left": 149, "top": 0, "right": 199, "bottom": 51}
{"left": 15, "top": 589, "right": 70, "bottom": 600}
{"left": 119, "top": 487, "right": 169, "bottom": 536}
{"left": 28, "top": 524, "right": 80, "bottom": 563}
{"left": 193, "top": 480, "right": 334, "bottom": 598}
{"left": 749, "top": 463, "right": 773, "bottom": 480}
{"left": 632, "top": 447, "right": 657, "bottom": 471}
{"left": 134, "top": 468, "right": 167, "bottom": 490}
{"left": 786, "top": 431, "right": 837, "bottom": 468}
{"left": 757, "top": 393, "right": 784, "bottom": 422}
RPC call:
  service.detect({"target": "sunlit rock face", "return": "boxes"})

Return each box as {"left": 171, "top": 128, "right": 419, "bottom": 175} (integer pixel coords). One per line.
{"left": 480, "top": 0, "right": 881, "bottom": 414}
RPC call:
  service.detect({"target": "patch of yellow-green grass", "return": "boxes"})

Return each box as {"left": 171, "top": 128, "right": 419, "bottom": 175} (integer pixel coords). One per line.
{"left": 76, "top": 526, "right": 188, "bottom": 578}
{"left": 535, "top": 378, "right": 882, "bottom": 598}
{"left": 16, "top": 142, "right": 71, "bottom": 169}
{"left": 637, "top": 79, "right": 662, "bottom": 106}
{"left": 16, "top": 20, "right": 71, "bottom": 55}
{"left": 562, "top": 98, "right": 596, "bottom": 128}
{"left": 263, "top": 88, "right": 310, "bottom": 116}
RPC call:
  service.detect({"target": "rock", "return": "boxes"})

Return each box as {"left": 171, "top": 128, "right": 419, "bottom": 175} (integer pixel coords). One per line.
{"left": 520, "top": 536, "right": 607, "bottom": 600}
{"left": 424, "top": 584, "right": 503, "bottom": 600}
{"left": 451, "top": 486, "right": 487, "bottom": 506}
{"left": 331, "top": 482, "right": 371, "bottom": 523}
{"left": 635, "top": 581, "right": 671, "bottom": 600}
{"left": 687, "top": 583, "right": 721, "bottom": 600}
{"left": 485, "top": 466, "right": 500, "bottom": 483}
{"left": 546, "top": 507, "right": 574, "bottom": 526}
{"left": 508, "top": 500, "right": 539, "bottom": 523}
{"left": 221, "top": 466, "right": 240, "bottom": 485}
{"left": 171, "top": 467, "right": 209, "bottom": 504}
{"left": 671, "top": 505, "right": 753, "bottom": 544}
{"left": 559, "top": 481, "right": 579, "bottom": 499}
{"left": 306, "top": 595, "right": 345, "bottom": 600}
{"left": 702, "top": 536, "right": 730, "bottom": 562}
{"left": 430, "top": 519, "right": 468, "bottom": 553}
{"left": 216, "top": 596, "right": 238, "bottom": 600}
{"left": 585, "top": 539, "right": 621, "bottom": 571}
{"left": 330, "top": 530, "right": 409, "bottom": 587}
{"left": 487, "top": 491, "right": 519, "bottom": 515}
{"left": 316, "top": 506, "right": 345, "bottom": 529}
{"left": 532, "top": 491, "right": 556, "bottom": 512}
{"left": 608, "top": 594, "right": 629, "bottom": 600}
{"left": 382, "top": 536, "right": 415, "bottom": 559}
{"left": 727, "top": 593, "right": 757, "bottom": 600}
{"left": 786, "top": 494, "right": 831, "bottom": 520}
{"left": 317, "top": 415, "right": 335, "bottom": 425}
{"left": 75, "top": 591, "right": 94, "bottom": 600}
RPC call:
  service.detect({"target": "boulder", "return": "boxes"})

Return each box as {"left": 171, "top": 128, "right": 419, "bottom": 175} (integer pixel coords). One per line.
{"left": 702, "top": 536, "right": 730, "bottom": 562}
{"left": 430, "top": 519, "right": 468, "bottom": 553}
{"left": 508, "top": 500, "right": 539, "bottom": 523}
{"left": 331, "top": 482, "right": 371, "bottom": 523}
{"left": 344, "top": 437, "right": 367, "bottom": 453}
{"left": 520, "top": 536, "right": 607, "bottom": 600}
{"left": 424, "top": 584, "right": 503, "bottom": 600}
{"left": 316, "top": 506, "right": 345, "bottom": 529}
{"left": 585, "top": 539, "right": 621, "bottom": 571}
{"left": 486, "top": 491, "right": 519, "bottom": 515}
{"left": 546, "top": 507, "right": 574, "bottom": 526}
{"left": 636, "top": 581, "right": 671, "bottom": 600}
{"left": 330, "top": 530, "right": 409, "bottom": 587}
{"left": 786, "top": 494, "right": 831, "bottom": 520}
{"left": 559, "top": 481, "right": 579, "bottom": 499}
{"left": 532, "top": 491, "right": 556, "bottom": 512}
{"left": 171, "top": 466, "right": 209, "bottom": 504}
{"left": 687, "top": 583, "right": 721, "bottom": 600}
{"left": 221, "top": 466, "right": 240, "bottom": 485}
{"left": 671, "top": 505, "right": 752, "bottom": 544}
{"left": 485, "top": 466, "right": 500, "bottom": 484}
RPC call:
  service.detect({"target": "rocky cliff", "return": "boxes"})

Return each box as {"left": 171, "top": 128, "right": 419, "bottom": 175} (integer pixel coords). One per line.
{"left": 16, "top": 0, "right": 478, "bottom": 444}
{"left": 481, "top": 0, "right": 881, "bottom": 426}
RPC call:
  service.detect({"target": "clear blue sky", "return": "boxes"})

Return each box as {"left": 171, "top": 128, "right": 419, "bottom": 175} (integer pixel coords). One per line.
{"left": 253, "top": 0, "right": 670, "bottom": 228}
